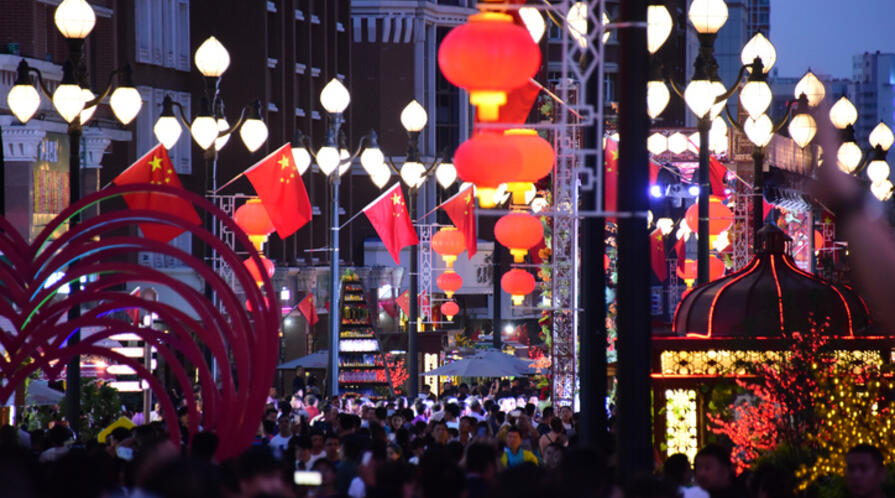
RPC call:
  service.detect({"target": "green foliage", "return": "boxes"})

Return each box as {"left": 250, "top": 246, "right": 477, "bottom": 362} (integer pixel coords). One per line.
{"left": 59, "top": 378, "right": 123, "bottom": 442}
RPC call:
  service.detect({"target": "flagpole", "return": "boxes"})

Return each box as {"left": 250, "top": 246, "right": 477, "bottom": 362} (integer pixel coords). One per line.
{"left": 213, "top": 171, "right": 245, "bottom": 194}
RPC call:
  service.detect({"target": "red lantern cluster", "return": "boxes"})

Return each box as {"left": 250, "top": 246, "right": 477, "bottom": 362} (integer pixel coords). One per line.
{"left": 454, "top": 133, "right": 522, "bottom": 208}
{"left": 437, "top": 271, "right": 463, "bottom": 298}
{"left": 432, "top": 227, "right": 466, "bottom": 267}
{"left": 441, "top": 300, "right": 460, "bottom": 321}
{"left": 501, "top": 269, "right": 536, "bottom": 306}
{"left": 503, "top": 129, "right": 554, "bottom": 204}
{"left": 495, "top": 212, "right": 544, "bottom": 263}
{"left": 438, "top": 12, "right": 541, "bottom": 122}
{"left": 234, "top": 199, "right": 275, "bottom": 251}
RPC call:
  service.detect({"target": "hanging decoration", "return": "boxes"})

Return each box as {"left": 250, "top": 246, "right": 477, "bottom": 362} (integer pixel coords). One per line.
{"left": 503, "top": 129, "right": 554, "bottom": 204}
{"left": 234, "top": 198, "right": 275, "bottom": 251}
{"left": 436, "top": 271, "right": 463, "bottom": 298}
{"left": 501, "top": 268, "right": 536, "bottom": 305}
{"left": 431, "top": 226, "right": 466, "bottom": 268}
{"left": 441, "top": 301, "right": 460, "bottom": 321}
{"left": 495, "top": 211, "right": 544, "bottom": 262}
{"left": 454, "top": 133, "right": 523, "bottom": 208}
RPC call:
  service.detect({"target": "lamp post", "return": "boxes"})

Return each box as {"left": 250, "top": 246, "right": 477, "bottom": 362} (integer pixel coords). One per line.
{"left": 866, "top": 121, "right": 895, "bottom": 201}
{"left": 6, "top": 0, "right": 145, "bottom": 436}
{"left": 828, "top": 98, "right": 894, "bottom": 202}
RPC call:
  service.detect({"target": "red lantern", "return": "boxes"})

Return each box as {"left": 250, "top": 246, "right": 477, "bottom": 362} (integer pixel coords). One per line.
{"left": 437, "top": 271, "right": 463, "bottom": 298}
{"left": 234, "top": 199, "right": 275, "bottom": 251}
{"left": 431, "top": 227, "right": 466, "bottom": 267}
{"left": 495, "top": 212, "right": 544, "bottom": 263}
{"left": 244, "top": 255, "right": 275, "bottom": 286}
{"left": 438, "top": 12, "right": 541, "bottom": 121}
{"left": 814, "top": 230, "right": 824, "bottom": 252}
{"left": 441, "top": 300, "right": 460, "bottom": 321}
{"left": 501, "top": 268, "right": 536, "bottom": 306}
{"left": 504, "top": 129, "right": 554, "bottom": 204}
{"left": 684, "top": 196, "right": 733, "bottom": 236}
{"left": 454, "top": 133, "right": 522, "bottom": 208}
{"left": 676, "top": 257, "right": 725, "bottom": 283}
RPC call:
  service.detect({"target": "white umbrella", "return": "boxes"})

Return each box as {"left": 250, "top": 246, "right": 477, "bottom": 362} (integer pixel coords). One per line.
{"left": 277, "top": 350, "right": 329, "bottom": 370}
{"left": 423, "top": 357, "right": 522, "bottom": 377}
{"left": 469, "top": 349, "right": 536, "bottom": 375}
{"left": 26, "top": 380, "right": 64, "bottom": 406}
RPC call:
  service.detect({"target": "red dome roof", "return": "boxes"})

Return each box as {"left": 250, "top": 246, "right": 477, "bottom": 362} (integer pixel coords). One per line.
{"left": 673, "top": 224, "right": 871, "bottom": 339}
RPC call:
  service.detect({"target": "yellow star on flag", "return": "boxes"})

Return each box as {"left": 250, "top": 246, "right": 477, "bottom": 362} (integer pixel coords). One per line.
{"left": 149, "top": 155, "right": 163, "bottom": 171}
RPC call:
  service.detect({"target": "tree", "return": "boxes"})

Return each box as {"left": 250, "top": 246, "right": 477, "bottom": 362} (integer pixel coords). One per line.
{"left": 60, "top": 378, "right": 123, "bottom": 441}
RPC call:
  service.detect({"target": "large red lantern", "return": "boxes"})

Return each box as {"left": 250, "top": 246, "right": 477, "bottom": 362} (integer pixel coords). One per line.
{"left": 684, "top": 196, "right": 733, "bottom": 236}
{"left": 454, "top": 133, "right": 522, "bottom": 208}
{"left": 504, "top": 129, "right": 554, "bottom": 204}
{"left": 234, "top": 199, "right": 275, "bottom": 251}
{"left": 495, "top": 212, "right": 544, "bottom": 263}
{"left": 244, "top": 255, "right": 275, "bottom": 286}
{"left": 437, "top": 271, "right": 463, "bottom": 298}
{"left": 501, "top": 268, "right": 536, "bottom": 306}
{"left": 438, "top": 12, "right": 541, "bottom": 122}
{"left": 676, "top": 257, "right": 725, "bottom": 286}
{"left": 441, "top": 300, "right": 460, "bottom": 321}
{"left": 431, "top": 227, "right": 466, "bottom": 267}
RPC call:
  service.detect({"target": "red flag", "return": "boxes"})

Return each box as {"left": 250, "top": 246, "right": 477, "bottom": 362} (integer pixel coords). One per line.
{"left": 604, "top": 138, "right": 619, "bottom": 214}
{"left": 112, "top": 144, "right": 201, "bottom": 243}
{"left": 298, "top": 293, "right": 319, "bottom": 326}
{"left": 441, "top": 185, "right": 477, "bottom": 258}
{"left": 363, "top": 184, "right": 419, "bottom": 265}
{"left": 396, "top": 290, "right": 410, "bottom": 316}
{"left": 650, "top": 229, "right": 668, "bottom": 282}
{"left": 245, "top": 143, "right": 312, "bottom": 238}
{"left": 126, "top": 288, "right": 140, "bottom": 326}
{"left": 674, "top": 236, "right": 687, "bottom": 272}
{"left": 708, "top": 155, "right": 728, "bottom": 197}
{"left": 649, "top": 159, "right": 662, "bottom": 186}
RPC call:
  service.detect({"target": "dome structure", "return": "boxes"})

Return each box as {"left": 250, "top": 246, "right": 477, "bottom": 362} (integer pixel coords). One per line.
{"left": 673, "top": 223, "right": 870, "bottom": 339}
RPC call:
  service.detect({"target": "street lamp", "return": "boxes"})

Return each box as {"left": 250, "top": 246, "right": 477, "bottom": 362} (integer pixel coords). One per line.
{"left": 867, "top": 121, "right": 894, "bottom": 200}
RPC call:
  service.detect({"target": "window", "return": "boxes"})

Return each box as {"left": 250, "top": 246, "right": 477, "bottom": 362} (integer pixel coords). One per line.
{"left": 134, "top": 0, "right": 190, "bottom": 71}
{"left": 135, "top": 87, "right": 191, "bottom": 174}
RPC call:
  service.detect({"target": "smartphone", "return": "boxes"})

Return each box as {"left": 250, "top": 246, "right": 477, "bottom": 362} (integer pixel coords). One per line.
{"left": 116, "top": 446, "right": 134, "bottom": 462}
{"left": 294, "top": 470, "right": 323, "bottom": 486}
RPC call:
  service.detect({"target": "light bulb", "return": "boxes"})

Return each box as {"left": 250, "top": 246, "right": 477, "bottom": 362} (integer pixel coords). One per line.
{"left": 79, "top": 88, "right": 96, "bottom": 124}
{"left": 519, "top": 7, "right": 545, "bottom": 44}
{"left": 320, "top": 78, "right": 350, "bottom": 114}
{"left": 740, "top": 32, "right": 776, "bottom": 73}
{"left": 54, "top": 0, "right": 96, "bottom": 39}
{"left": 739, "top": 80, "right": 772, "bottom": 118}
{"left": 400, "top": 161, "right": 426, "bottom": 188}
{"left": 7, "top": 83, "right": 40, "bottom": 123}
{"left": 292, "top": 146, "right": 312, "bottom": 175}
{"left": 240, "top": 118, "right": 268, "bottom": 152}
{"left": 788, "top": 113, "right": 817, "bottom": 149}
{"left": 688, "top": 0, "right": 728, "bottom": 34}
{"left": 360, "top": 147, "right": 386, "bottom": 176}
{"left": 829, "top": 96, "right": 858, "bottom": 129}
{"left": 215, "top": 118, "right": 231, "bottom": 151}
{"left": 647, "top": 133, "right": 668, "bottom": 155}
{"left": 684, "top": 79, "right": 714, "bottom": 118}
{"left": 871, "top": 180, "right": 893, "bottom": 201}
{"left": 794, "top": 71, "right": 826, "bottom": 107}
{"left": 400, "top": 100, "right": 428, "bottom": 132}
{"left": 317, "top": 146, "right": 340, "bottom": 176}
{"left": 744, "top": 114, "right": 774, "bottom": 147}
{"left": 667, "top": 132, "right": 688, "bottom": 155}
{"left": 837, "top": 142, "right": 862, "bottom": 173}
{"left": 869, "top": 122, "right": 894, "bottom": 151}
{"left": 191, "top": 115, "right": 219, "bottom": 150}
{"left": 568, "top": 2, "right": 588, "bottom": 48}
{"left": 647, "top": 80, "right": 670, "bottom": 119}
{"left": 370, "top": 168, "right": 391, "bottom": 189}
{"left": 109, "top": 86, "right": 142, "bottom": 125}
{"left": 52, "top": 83, "right": 84, "bottom": 123}
{"left": 867, "top": 160, "right": 890, "bottom": 183}
{"left": 154, "top": 116, "right": 182, "bottom": 149}
{"left": 436, "top": 162, "right": 457, "bottom": 189}
{"left": 647, "top": 5, "right": 673, "bottom": 54}
{"left": 194, "top": 36, "right": 230, "bottom": 77}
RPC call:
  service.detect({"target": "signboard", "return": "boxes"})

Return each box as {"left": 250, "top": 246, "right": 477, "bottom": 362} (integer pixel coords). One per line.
{"left": 31, "top": 133, "right": 69, "bottom": 240}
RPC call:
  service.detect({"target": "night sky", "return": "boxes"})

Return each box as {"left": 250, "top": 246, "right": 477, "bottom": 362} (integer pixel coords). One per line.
{"left": 771, "top": 0, "right": 895, "bottom": 79}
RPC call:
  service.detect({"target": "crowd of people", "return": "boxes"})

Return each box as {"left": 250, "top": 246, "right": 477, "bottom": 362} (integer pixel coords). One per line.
{"left": 0, "top": 375, "right": 887, "bottom": 498}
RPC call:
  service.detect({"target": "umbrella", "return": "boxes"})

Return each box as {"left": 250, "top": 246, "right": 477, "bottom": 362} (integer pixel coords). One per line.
{"left": 423, "top": 357, "right": 522, "bottom": 377}
{"left": 26, "top": 380, "right": 64, "bottom": 406}
{"left": 469, "top": 349, "right": 536, "bottom": 375}
{"left": 277, "top": 350, "right": 329, "bottom": 370}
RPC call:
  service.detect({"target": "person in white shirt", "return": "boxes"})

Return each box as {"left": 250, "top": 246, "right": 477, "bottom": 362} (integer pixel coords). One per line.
{"left": 663, "top": 452, "right": 710, "bottom": 498}
{"left": 268, "top": 415, "right": 293, "bottom": 460}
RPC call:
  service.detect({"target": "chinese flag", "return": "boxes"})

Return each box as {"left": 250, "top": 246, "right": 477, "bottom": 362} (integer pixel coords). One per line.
{"left": 441, "top": 185, "right": 477, "bottom": 257}
{"left": 708, "top": 155, "right": 728, "bottom": 198}
{"left": 363, "top": 184, "right": 419, "bottom": 265}
{"left": 396, "top": 290, "right": 410, "bottom": 316}
{"left": 650, "top": 228, "right": 668, "bottom": 282}
{"left": 298, "top": 293, "right": 319, "bottom": 326}
{"left": 674, "top": 235, "right": 687, "bottom": 273}
{"left": 112, "top": 144, "right": 201, "bottom": 243}
{"left": 604, "top": 138, "right": 619, "bottom": 215}
{"left": 245, "top": 143, "right": 312, "bottom": 239}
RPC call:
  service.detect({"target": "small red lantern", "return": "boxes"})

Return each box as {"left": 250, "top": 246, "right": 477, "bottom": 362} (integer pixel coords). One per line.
{"left": 684, "top": 196, "right": 733, "bottom": 236}
{"left": 438, "top": 12, "right": 541, "bottom": 121}
{"left": 437, "top": 271, "right": 463, "bottom": 298}
{"left": 234, "top": 199, "right": 275, "bottom": 251}
{"left": 495, "top": 212, "right": 544, "bottom": 263}
{"left": 454, "top": 133, "right": 522, "bottom": 208}
{"left": 504, "top": 129, "right": 554, "bottom": 204}
{"left": 501, "top": 268, "right": 536, "bottom": 306}
{"left": 244, "top": 255, "right": 275, "bottom": 286}
{"left": 676, "top": 257, "right": 725, "bottom": 285}
{"left": 431, "top": 227, "right": 466, "bottom": 267}
{"left": 441, "top": 300, "right": 460, "bottom": 321}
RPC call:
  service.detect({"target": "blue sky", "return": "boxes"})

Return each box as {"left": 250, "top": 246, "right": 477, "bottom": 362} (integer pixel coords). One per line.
{"left": 771, "top": 0, "right": 895, "bottom": 79}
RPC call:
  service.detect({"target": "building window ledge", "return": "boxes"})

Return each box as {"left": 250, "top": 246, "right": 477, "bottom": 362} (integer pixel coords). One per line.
{"left": 311, "top": 67, "right": 321, "bottom": 78}
{"left": 295, "top": 63, "right": 306, "bottom": 74}
{"left": 295, "top": 107, "right": 306, "bottom": 117}
{"left": 295, "top": 9, "right": 305, "bottom": 21}
{"left": 267, "top": 58, "right": 278, "bottom": 69}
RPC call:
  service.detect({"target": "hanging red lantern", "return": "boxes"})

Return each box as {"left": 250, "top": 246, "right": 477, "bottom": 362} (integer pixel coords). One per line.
{"left": 501, "top": 268, "right": 536, "bottom": 306}
{"left": 504, "top": 129, "right": 554, "bottom": 204}
{"left": 437, "top": 271, "right": 463, "bottom": 298}
{"left": 676, "top": 257, "right": 725, "bottom": 285}
{"left": 441, "top": 300, "right": 460, "bottom": 321}
{"left": 454, "top": 133, "right": 522, "bottom": 208}
{"left": 234, "top": 199, "right": 275, "bottom": 251}
{"left": 495, "top": 212, "right": 544, "bottom": 263}
{"left": 244, "top": 255, "right": 275, "bottom": 286}
{"left": 684, "top": 196, "right": 733, "bottom": 236}
{"left": 438, "top": 12, "right": 541, "bottom": 122}
{"left": 431, "top": 227, "right": 466, "bottom": 267}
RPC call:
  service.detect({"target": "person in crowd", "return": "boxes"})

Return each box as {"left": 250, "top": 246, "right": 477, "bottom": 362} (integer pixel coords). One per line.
{"left": 269, "top": 414, "right": 293, "bottom": 459}
{"left": 500, "top": 427, "right": 538, "bottom": 468}
{"left": 536, "top": 406, "right": 554, "bottom": 436}
{"left": 465, "top": 442, "right": 498, "bottom": 498}
{"left": 310, "top": 458, "right": 339, "bottom": 498}
{"left": 324, "top": 433, "right": 342, "bottom": 467}
{"left": 664, "top": 452, "right": 709, "bottom": 498}
{"left": 293, "top": 367, "right": 307, "bottom": 395}
{"left": 558, "top": 405, "right": 576, "bottom": 438}
{"left": 39, "top": 424, "right": 72, "bottom": 463}
{"left": 845, "top": 444, "right": 886, "bottom": 498}
{"left": 538, "top": 417, "right": 566, "bottom": 455}
{"left": 693, "top": 444, "right": 748, "bottom": 498}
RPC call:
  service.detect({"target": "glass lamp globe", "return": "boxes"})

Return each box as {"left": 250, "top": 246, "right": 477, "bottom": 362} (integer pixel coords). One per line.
{"left": 53, "top": 83, "right": 85, "bottom": 123}
{"left": 788, "top": 113, "right": 817, "bottom": 149}
{"left": 869, "top": 121, "right": 894, "bottom": 151}
{"left": 400, "top": 100, "right": 428, "bottom": 132}
{"left": 647, "top": 80, "right": 670, "bottom": 119}
{"left": 109, "top": 86, "right": 143, "bottom": 125}
{"left": 744, "top": 114, "right": 773, "bottom": 147}
{"left": 647, "top": 133, "right": 668, "bottom": 155}
{"left": 684, "top": 79, "right": 715, "bottom": 118}
{"left": 794, "top": 71, "right": 826, "bottom": 107}
{"left": 867, "top": 160, "right": 891, "bottom": 184}
{"left": 360, "top": 146, "right": 384, "bottom": 173}
{"left": 240, "top": 118, "right": 268, "bottom": 153}
{"left": 191, "top": 115, "right": 219, "bottom": 150}
{"left": 436, "top": 162, "right": 457, "bottom": 189}
{"left": 518, "top": 7, "right": 546, "bottom": 43}
{"left": 647, "top": 5, "right": 673, "bottom": 54}
{"left": 194, "top": 36, "right": 230, "bottom": 78}
{"left": 871, "top": 180, "right": 894, "bottom": 201}
{"left": 316, "top": 146, "right": 340, "bottom": 176}
{"left": 7, "top": 83, "right": 40, "bottom": 123}
{"left": 740, "top": 32, "right": 776, "bottom": 73}
{"left": 688, "top": 0, "right": 728, "bottom": 34}
{"left": 154, "top": 116, "right": 182, "bottom": 150}
{"left": 667, "top": 132, "right": 688, "bottom": 155}
{"left": 739, "top": 80, "right": 772, "bottom": 118}
{"left": 320, "top": 78, "right": 350, "bottom": 114}
{"left": 54, "top": 0, "right": 96, "bottom": 39}
{"left": 79, "top": 88, "right": 96, "bottom": 124}
{"left": 837, "top": 142, "right": 862, "bottom": 173}
{"left": 215, "top": 118, "right": 231, "bottom": 151}
{"left": 291, "top": 145, "right": 312, "bottom": 175}
{"left": 400, "top": 161, "right": 426, "bottom": 189}
{"left": 829, "top": 96, "right": 858, "bottom": 130}
{"left": 369, "top": 168, "right": 391, "bottom": 189}
{"left": 565, "top": 3, "right": 589, "bottom": 49}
